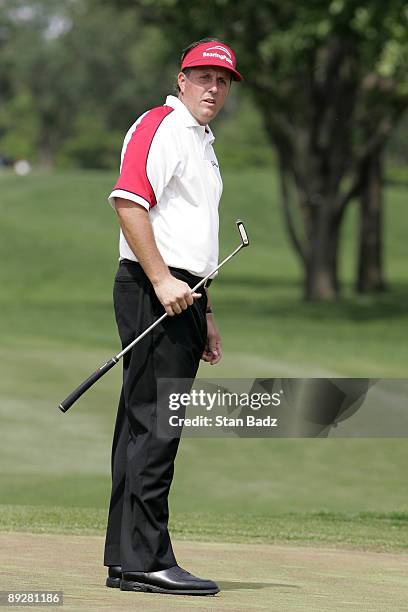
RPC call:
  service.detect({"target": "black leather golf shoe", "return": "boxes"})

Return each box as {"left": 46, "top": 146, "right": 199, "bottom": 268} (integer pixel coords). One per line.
{"left": 106, "top": 565, "right": 122, "bottom": 588}
{"left": 120, "top": 565, "right": 219, "bottom": 595}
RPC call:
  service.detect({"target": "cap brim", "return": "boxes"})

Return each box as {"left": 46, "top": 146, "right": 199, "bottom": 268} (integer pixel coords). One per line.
{"left": 181, "top": 59, "right": 243, "bottom": 82}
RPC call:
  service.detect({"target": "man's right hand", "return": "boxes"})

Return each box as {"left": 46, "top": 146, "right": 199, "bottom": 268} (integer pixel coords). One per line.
{"left": 152, "top": 275, "right": 201, "bottom": 316}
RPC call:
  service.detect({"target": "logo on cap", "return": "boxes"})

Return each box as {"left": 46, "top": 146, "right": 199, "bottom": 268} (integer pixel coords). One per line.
{"left": 203, "top": 45, "right": 233, "bottom": 66}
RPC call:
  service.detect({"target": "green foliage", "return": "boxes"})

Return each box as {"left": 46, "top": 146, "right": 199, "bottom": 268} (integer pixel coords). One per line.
{"left": 56, "top": 112, "right": 122, "bottom": 169}
{"left": 212, "top": 94, "right": 276, "bottom": 170}
{"left": 141, "top": 0, "right": 408, "bottom": 136}
{"left": 1, "top": 0, "right": 406, "bottom": 170}
{"left": 0, "top": 0, "right": 176, "bottom": 165}
{"left": 0, "top": 87, "right": 40, "bottom": 160}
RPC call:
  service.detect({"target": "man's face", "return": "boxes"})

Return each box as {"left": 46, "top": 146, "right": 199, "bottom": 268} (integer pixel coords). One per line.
{"left": 177, "top": 66, "right": 231, "bottom": 125}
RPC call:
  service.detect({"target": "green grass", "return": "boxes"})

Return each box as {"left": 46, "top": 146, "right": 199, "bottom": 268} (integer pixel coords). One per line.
{"left": 0, "top": 167, "right": 406, "bottom": 374}
{"left": 1, "top": 505, "right": 407, "bottom": 552}
{"left": 0, "top": 168, "right": 407, "bottom": 549}
{"left": 1, "top": 438, "right": 407, "bottom": 513}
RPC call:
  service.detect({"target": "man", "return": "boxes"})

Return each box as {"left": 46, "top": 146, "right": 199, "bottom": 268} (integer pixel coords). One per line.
{"left": 103, "top": 38, "right": 242, "bottom": 596}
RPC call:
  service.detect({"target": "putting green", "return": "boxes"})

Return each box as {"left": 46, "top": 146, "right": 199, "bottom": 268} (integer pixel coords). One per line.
{"left": 0, "top": 533, "right": 407, "bottom": 611}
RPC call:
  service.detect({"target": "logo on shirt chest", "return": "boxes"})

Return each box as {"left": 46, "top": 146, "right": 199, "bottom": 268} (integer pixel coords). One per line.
{"left": 211, "top": 160, "right": 219, "bottom": 168}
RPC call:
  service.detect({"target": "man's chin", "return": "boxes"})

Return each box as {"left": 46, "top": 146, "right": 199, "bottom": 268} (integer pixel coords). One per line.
{"left": 198, "top": 109, "right": 217, "bottom": 125}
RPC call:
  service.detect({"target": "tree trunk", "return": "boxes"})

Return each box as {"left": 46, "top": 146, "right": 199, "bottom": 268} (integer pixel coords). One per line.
{"left": 356, "top": 150, "right": 386, "bottom": 293}
{"left": 304, "top": 205, "right": 340, "bottom": 301}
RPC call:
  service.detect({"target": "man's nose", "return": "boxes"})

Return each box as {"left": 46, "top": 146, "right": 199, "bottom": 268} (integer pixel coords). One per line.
{"left": 208, "top": 79, "right": 218, "bottom": 92}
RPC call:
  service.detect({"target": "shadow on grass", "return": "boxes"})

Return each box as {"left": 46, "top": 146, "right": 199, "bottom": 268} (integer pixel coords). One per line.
{"left": 219, "top": 581, "right": 300, "bottom": 591}
{"left": 2, "top": 281, "right": 407, "bottom": 337}
{"left": 215, "top": 278, "right": 408, "bottom": 322}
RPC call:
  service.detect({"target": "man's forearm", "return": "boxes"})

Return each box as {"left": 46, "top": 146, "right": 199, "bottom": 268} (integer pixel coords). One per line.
{"left": 114, "top": 198, "right": 169, "bottom": 285}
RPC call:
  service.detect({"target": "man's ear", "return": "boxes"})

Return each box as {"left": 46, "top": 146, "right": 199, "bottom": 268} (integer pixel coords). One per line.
{"left": 177, "top": 72, "right": 186, "bottom": 95}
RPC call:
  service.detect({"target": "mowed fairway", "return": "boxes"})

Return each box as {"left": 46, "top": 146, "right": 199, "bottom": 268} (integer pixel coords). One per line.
{"left": 0, "top": 168, "right": 407, "bottom": 610}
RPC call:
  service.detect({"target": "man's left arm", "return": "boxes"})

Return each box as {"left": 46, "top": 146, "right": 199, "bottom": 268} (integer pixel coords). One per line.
{"left": 201, "top": 290, "right": 222, "bottom": 365}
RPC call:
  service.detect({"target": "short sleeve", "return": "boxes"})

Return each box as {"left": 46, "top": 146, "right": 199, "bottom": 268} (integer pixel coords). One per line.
{"left": 108, "top": 105, "right": 181, "bottom": 210}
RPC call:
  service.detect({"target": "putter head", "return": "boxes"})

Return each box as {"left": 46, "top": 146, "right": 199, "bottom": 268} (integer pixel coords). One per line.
{"left": 236, "top": 219, "right": 249, "bottom": 247}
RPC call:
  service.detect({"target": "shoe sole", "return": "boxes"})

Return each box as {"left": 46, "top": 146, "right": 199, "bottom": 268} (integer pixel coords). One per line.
{"left": 106, "top": 577, "right": 121, "bottom": 589}
{"left": 120, "top": 579, "right": 219, "bottom": 596}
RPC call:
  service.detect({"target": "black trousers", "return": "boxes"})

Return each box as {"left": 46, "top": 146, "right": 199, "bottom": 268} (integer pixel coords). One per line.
{"left": 103, "top": 261, "right": 208, "bottom": 572}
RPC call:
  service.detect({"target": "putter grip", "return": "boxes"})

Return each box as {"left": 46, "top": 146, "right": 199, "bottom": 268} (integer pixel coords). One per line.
{"left": 58, "top": 357, "right": 118, "bottom": 413}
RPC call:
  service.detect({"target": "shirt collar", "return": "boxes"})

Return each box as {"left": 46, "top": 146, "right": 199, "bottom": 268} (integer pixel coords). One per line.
{"left": 165, "top": 95, "right": 215, "bottom": 144}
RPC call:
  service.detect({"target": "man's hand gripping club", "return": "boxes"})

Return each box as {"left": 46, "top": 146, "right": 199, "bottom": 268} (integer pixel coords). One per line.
{"left": 152, "top": 274, "right": 201, "bottom": 317}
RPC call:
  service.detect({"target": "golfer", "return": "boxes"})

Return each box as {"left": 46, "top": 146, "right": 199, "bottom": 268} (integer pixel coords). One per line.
{"left": 103, "top": 38, "right": 242, "bottom": 596}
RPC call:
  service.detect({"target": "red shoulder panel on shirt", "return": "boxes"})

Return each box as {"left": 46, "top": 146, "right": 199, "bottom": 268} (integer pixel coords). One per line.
{"left": 113, "top": 105, "right": 174, "bottom": 208}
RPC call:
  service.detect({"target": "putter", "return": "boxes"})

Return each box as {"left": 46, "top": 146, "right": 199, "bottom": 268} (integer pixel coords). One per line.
{"left": 58, "top": 220, "right": 249, "bottom": 413}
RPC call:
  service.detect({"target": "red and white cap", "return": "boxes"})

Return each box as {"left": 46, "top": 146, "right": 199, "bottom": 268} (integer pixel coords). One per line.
{"left": 181, "top": 41, "right": 243, "bottom": 82}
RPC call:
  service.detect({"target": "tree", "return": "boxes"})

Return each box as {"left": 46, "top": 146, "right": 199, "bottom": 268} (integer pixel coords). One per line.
{"left": 355, "top": 68, "right": 407, "bottom": 292}
{"left": 0, "top": 0, "right": 175, "bottom": 167}
{"left": 127, "top": 0, "right": 408, "bottom": 300}
{"left": 0, "top": 0, "right": 73, "bottom": 164}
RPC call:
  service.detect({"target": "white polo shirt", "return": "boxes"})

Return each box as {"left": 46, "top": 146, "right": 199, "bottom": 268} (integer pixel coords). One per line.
{"left": 108, "top": 95, "right": 222, "bottom": 278}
